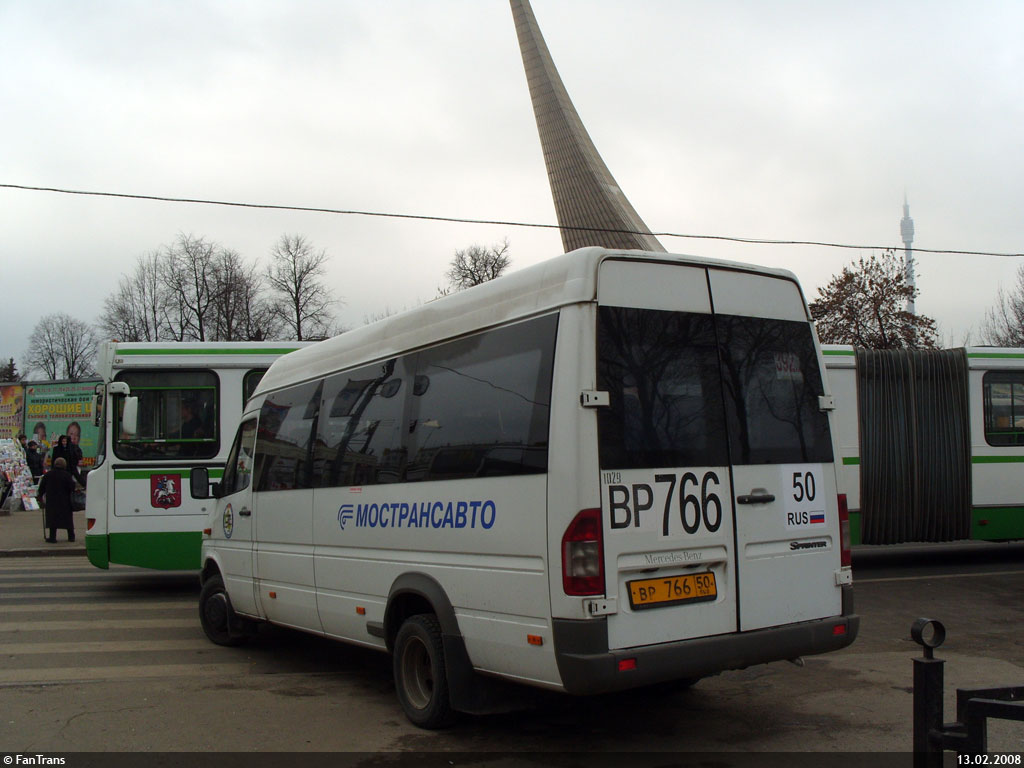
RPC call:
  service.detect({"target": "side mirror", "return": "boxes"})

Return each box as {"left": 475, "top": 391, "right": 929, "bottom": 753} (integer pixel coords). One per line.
{"left": 190, "top": 467, "right": 210, "bottom": 499}
{"left": 121, "top": 396, "right": 139, "bottom": 436}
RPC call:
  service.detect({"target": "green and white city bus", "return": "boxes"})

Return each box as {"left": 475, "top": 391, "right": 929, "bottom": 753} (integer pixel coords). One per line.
{"left": 85, "top": 341, "right": 308, "bottom": 570}
{"left": 825, "top": 345, "right": 1024, "bottom": 545}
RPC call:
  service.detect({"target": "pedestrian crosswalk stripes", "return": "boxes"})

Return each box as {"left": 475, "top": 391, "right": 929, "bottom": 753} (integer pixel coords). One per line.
{"left": 1, "top": 618, "right": 198, "bottom": 631}
{"left": 0, "top": 591, "right": 193, "bottom": 602}
{"left": 0, "top": 639, "right": 214, "bottom": 654}
{"left": 0, "top": 663, "right": 250, "bottom": 685}
{"left": 0, "top": 600, "right": 194, "bottom": 613}
{"left": 0, "top": 556, "right": 241, "bottom": 686}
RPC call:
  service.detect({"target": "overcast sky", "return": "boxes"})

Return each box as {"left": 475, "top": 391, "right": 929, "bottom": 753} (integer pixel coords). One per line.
{"left": 2, "top": 0, "right": 1022, "bottom": 367}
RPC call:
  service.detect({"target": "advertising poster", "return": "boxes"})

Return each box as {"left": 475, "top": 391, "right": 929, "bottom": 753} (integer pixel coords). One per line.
{"left": 24, "top": 380, "right": 101, "bottom": 469}
{"left": 0, "top": 385, "right": 25, "bottom": 440}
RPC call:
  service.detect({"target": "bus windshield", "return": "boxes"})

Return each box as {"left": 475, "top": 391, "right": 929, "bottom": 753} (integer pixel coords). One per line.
{"left": 113, "top": 370, "right": 219, "bottom": 460}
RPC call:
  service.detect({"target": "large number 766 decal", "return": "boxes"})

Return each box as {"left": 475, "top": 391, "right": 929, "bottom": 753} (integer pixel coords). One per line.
{"left": 608, "top": 471, "right": 724, "bottom": 536}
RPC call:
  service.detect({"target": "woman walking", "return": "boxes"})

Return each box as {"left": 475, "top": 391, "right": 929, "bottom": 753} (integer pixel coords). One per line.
{"left": 38, "top": 457, "right": 76, "bottom": 543}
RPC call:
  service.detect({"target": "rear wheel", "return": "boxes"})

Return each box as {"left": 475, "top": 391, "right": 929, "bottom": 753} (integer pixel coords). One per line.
{"left": 199, "top": 574, "right": 250, "bottom": 647}
{"left": 393, "top": 613, "right": 456, "bottom": 728}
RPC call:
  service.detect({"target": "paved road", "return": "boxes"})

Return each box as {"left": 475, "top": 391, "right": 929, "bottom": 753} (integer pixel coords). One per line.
{"left": 1, "top": 547, "right": 1023, "bottom": 753}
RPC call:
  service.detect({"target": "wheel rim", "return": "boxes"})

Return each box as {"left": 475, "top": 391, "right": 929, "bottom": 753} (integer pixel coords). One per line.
{"left": 204, "top": 592, "right": 230, "bottom": 634}
{"left": 399, "top": 635, "right": 434, "bottom": 710}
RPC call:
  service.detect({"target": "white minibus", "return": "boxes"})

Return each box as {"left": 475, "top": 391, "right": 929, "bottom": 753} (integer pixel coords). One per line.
{"left": 193, "top": 248, "right": 858, "bottom": 727}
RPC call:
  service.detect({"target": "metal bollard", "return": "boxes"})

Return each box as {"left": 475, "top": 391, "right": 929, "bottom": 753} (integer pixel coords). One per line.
{"left": 912, "top": 618, "right": 947, "bottom": 768}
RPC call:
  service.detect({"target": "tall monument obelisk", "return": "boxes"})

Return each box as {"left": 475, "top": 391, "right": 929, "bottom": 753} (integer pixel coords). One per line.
{"left": 510, "top": 0, "right": 666, "bottom": 253}
{"left": 901, "top": 195, "right": 915, "bottom": 314}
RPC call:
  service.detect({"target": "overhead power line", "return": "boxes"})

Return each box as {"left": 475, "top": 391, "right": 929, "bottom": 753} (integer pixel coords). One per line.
{"left": 2, "top": 182, "right": 1021, "bottom": 259}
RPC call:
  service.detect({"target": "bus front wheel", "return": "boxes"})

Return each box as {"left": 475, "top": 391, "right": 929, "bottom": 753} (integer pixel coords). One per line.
{"left": 393, "top": 613, "right": 456, "bottom": 728}
{"left": 199, "top": 574, "right": 251, "bottom": 647}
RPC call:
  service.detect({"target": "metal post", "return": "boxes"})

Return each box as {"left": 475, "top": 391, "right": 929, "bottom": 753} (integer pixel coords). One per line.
{"left": 913, "top": 655, "right": 945, "bottom": 767}
{"left": 911, "top": 618, "right": 948, "bottom": 768}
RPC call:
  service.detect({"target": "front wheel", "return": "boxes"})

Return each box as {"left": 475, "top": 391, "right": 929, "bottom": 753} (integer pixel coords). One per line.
{"left": 393, "top": 614, "right": 456, "bottom": 728}
{"left": 199, "top": 574, "right": 251, "bottom": 647}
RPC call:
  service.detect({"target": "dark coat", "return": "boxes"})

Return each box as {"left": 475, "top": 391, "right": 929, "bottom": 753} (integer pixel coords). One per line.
{"left": 38, "top": 467, "right": 76, "bottom": 529}
{"left": 25, "top": 449, "right": 44, "bottom": 478}
{"left": 52, "top": 438, "right": 83, "bottom": 481}
{"left": 51, "top": 439, "right": 74, "bottom": 469}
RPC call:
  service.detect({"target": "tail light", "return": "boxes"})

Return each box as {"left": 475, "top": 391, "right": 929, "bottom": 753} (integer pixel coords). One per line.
{"left": 562, "top": 508, "right": 604, "bottom": 596}
{"left": 837, "top": 494, "right": 851, "bottom": 567}
{"left": 87, "top": 518, "right": 95, "bottom": 531}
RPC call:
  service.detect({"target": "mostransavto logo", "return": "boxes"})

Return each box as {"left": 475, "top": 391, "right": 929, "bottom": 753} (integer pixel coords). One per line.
{"left": 337, "top": 500, "right": 497, "bottom": 531}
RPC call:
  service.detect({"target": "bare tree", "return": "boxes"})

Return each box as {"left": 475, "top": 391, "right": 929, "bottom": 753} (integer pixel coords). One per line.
{"left": 981, "top": 265, "right": 1024, "bottom": 346}
{"left": 809, "top": 249, "right": 938, "bottom": 349}
{"left": 98, "top": 252, "right": 170, "bottom": 342}
{"left": 24, "top": 314, "right": 98, "bottom": 380}
{"left": 265, "top": 234, "right": 338, "bottom": 341}
{"left": 444, "top": 238, "right": 512, "bottom": 291}
{"left": 161, "top": 234, "right": 219, "bottom": 341}
{"left": 100, "top": 240, "right": 281, "bottom": 343}
{"left": 209, "top": 248, "right": 283, "bottom": 341}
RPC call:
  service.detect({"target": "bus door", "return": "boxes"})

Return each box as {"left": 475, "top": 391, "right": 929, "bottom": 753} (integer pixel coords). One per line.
{"left": 216, "top": 418, "right": 259, "bottom": 616}
{"left": 251, "top": 381, "right": 322, "bottom": 631}
{"left": 708, "top": 269, "right": 841, "bottom": 632}
{"left": 596, "top": 261, "right": 737, "bottom": 650}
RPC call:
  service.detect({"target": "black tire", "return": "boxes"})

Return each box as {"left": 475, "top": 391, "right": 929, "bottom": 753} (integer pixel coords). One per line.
{"left": 199, "top": 574, "right": 250, "bottom": 647}
{"left": 393, "top": 613, "right": 456, "bottom": 729}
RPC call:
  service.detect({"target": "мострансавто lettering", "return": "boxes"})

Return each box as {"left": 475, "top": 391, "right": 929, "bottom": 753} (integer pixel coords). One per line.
{"left": 338, "top": 500, "right": 497, "bottom": 531}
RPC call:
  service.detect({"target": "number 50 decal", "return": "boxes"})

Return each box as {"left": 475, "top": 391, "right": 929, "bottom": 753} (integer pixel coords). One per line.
{"left": 791, "top": 470, "right": 816, "bottom": 502}
{"left": 608, "top": 471, "right": 723, "bottom": 536}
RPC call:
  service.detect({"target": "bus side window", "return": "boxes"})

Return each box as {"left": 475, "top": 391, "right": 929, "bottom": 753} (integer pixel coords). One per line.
{"left": 316, "top": 359, "right": 406, "bottom": 488}
{"left": 406, "top": 315, "right": 557, "bottom": 482}
{"left": 983, "top": 372, "right": 1024, "bottom": 446}
{"left": 223, "top": 419, "right": 258, "bottom": 496}
{"left": 254, "top": 381, "right": 322, "bottom": 491}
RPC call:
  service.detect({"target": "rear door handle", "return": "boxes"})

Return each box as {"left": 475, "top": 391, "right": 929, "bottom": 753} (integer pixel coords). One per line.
{"left": 737, "top": 493, "right": 775, "bottom": 505}
{"left": 238, "top": 507, "right": 252, "bottom": 517}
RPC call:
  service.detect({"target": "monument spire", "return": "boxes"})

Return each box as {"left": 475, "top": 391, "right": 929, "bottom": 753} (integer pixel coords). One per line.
{"left": 510, "top": 0, "right": 666, "bottom": 253}
{"left": 900, "top": 193, "right": 916, "bottom": 314}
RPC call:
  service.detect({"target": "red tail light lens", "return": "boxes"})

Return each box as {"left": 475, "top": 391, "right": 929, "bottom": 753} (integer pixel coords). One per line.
{"left": 837, "top": 493, "right": 851, "bottom": 567}
{"left": 562, "top": 508, "right": 604, "bottom": 596}
{"left": 87, "top": 518, "right": 95, "bottom": 531}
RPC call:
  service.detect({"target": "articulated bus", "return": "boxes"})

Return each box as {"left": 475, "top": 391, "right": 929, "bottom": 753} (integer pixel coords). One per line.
{"left": 85, "top": 341, "right": 308, "bottom": 570}
{"left": 825, "top": 345, "right": 1024, "bottom": 545}
{"left": 193, "top": 248, "right": 857, "bottom": 727}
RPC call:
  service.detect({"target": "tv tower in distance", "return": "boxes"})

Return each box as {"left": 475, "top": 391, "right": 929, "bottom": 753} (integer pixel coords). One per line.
{"left": 901, "top": 194, "right": 916, "bottom": 314}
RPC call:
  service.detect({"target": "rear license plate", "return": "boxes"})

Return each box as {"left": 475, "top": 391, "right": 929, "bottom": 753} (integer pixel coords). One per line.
{"left": 627, "top": 572, "right": 717, "bottom": 610}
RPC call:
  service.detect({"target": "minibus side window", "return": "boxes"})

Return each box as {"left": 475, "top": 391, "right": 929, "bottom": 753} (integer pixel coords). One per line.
{"left": 221, "top": 419, "right": 258, "bottom": 496}
{"left": 406, "top": 314, "right": 557, "bottom": 482}
{"left": 983, "top": 371, "right": 1024, "bottom": 446}
{"left": 254, "top": 381, "right": 322, "bottom": 491}
{"left": 316, "top": 360, "right": 406, "bottom": 487}
{"left": 717, "top": 315, "right": 833, "bottom": 465}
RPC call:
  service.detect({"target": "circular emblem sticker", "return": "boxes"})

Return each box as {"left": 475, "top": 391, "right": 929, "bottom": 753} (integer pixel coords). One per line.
{"left": 222, "top": 503, "right": 234, "bottom": 539}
